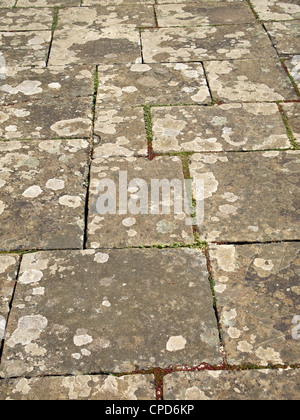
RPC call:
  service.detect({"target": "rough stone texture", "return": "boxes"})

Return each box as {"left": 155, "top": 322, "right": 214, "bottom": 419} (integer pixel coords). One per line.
{"left": 282, "top": 102, "right": 300, "bottom": 144}
{"left": 151, "top": 103, "right": 290, "bottom": 153}
{"left": 18, "top": 0, "right": 80, "bottom": 5}
{"left": 189, "top": 151, "right": 300, "bottom": 242}
{"left": 0, "top": 374, "right": 156, "bottom": 400}
{"left": 285, "top": 56, "right": 300, "bottom": 91}
{"left": 210, "top": 243, "right": 300, "bottom": 366}
{"left": 0, "top": 97, "right": 93, "bottom": 140}
{"left": 87, "top": 156, "right": 195, "bottom": 248}
{"left": 250, "top": 0, "right": 300, "bottom": 21}
{"left": 204, "top": 59, "right": 299, "bottom": 102}
{"left": 265, "top": 21, "right": 300, "bottom": 57}
{"left": 0, "top": 1, "right": 16, "bottom": 6}
{"left": 141, "top": 24, "right": 276, "bottom": 63}
{"left": 164, "top": 369, "right": 300, "bottom": 400}
{"left": 0, "top": 8, "right": 54, "bottom": 31}
{"left": 0, "top": 255, "right": 19, "bottom": 340}
{"left": 0, "top": 140, "right": 89, "bottom": 251}
{"left": 97, "top": 63, "right": 211, "bottom": 107}
{"left": 94, "top": 107, "right": 148, "bottom": 157}
{"left": 0, "top": 248, "right": 221, "bottom": 377}
{"left": 84, "top": 0, "right": 154, "bottom": 4}
{"left": 155, "top": 3, "right": 255, "bottom": 26}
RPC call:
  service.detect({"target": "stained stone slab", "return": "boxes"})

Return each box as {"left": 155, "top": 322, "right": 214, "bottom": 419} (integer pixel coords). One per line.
{"left": 164, "top": 370, "right": 300, "bottom": 400}
{"left": 0, "top": 248, "right": 221, "bottom": 377}
{"left": 250, "top": 0, "right": 300, "bottom": 21}
{"left": 204, "top": 59, "right": 299, "bottom": 102}
{"left": 0, "top": 97, "right": 93, "bottom": 140}
{"left": 189, "top": 151, "right": 300, "bottom": 242}
{"left": 282, "top": 102, "right": 300, "bottom": 144}
{"left": 265, "top": 21, "right": 300, "bottom": 57}
{"left": 0, "top": 255, "right": 19, "bottom": 341}
{"left": 87, "top": 156, "right": 194, "bottom": 248}
{"left": 0, "top": 8, "right": 54, "bottom": 31}
{"left": 49, "top": 28, "right": 142, "bottom": 66}
{"left": 0, "top": 374, "right": 156, "bottom": 400}
{"left": 151, "top": 103, "right": 290, "bottom": 153}
{"left": 285, "top": 56, "right": 300, "bottom": 91}
{"left": 0, "top": 139, "right": 89, "bottom": 251}
{"left": 0, "top": 66, "right": 94, "bottom": 105}
{"left": 141, "top": 24, "right": 276, "bottom": 63}
{"left": 97, "top": 63, "right": 211, "bottom": 107}
{"left": 0, "top": 32, "right": 51, "bottom": 68}
{"left": 0, "top": 1, "right": 16, "bottom": 6}
{"left": 18, "top": 0, "right": 80, "bottom": 5}
{"left": 84, "top": 0, "right": 155, "bottom": 4}
{"left": 210, "top": 243, "right": 300, "bottom": 366}
{"left": 94, "top": 107, "right": 148, "bottom": 157}
{"left": 155, "top": 3, "right": 255, "bottom": 26}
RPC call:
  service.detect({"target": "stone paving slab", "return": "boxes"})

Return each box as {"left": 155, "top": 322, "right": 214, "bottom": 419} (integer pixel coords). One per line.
{"left": 0, "top": 248, "right": 221, "bottom": 377}
{"left": 87, "top": 156, "right": 194, "bottom": 248}
{"left": 189, "top": 151, "right": 300, "bottom": 242}
{"left": 0, "top": 97, "right": 93, "bottom": 140}
{"left": 49, "top": 27, "right": 142, "bottom": 66}
{"left": 285, "top": 56, "right": 300, "bottom": 91}
{"left": 0, "top": 8, "right": 54, "bottom": 31}
{"left": 0, "top": 374, "right": 156, "bottom": 400}
{"left": 282, "top": 102, "right": 300, "bottom": 144}
{"left": 0, "top": 255, "right": 19, "bottom": 341}
{"left": 141, "top": 24, "right": 276, "bottom": 63}
{"left": 164, "top": 369, "right": 300, "bottom": 400}
{"left": 265, "top": 21, "right": 300, "bottom": 57}
{"left": 94, "top": 107, "right": 148, "bottom": 157}
{"left": 250, "top": 0, "right": 300, "bottom": 21}
{"left": 209, "top": 243, "right": 300, "bottom": 366}
{"left": 97, "top": 63, "right": 211, "bottom": 107}
{"left": 204, "top": 59, "right": 299, "bottom": 102}
{"left": 151, "top": 103, "right": 290, "bottom": 153}
{"left": 18, "top": 0, "right": 81, "bottom": 5}
{"left": 0, "top": 1, "right": 15, "bottom": 6}
{"left": 0, "top": 139, "right": 89, "bottom": 251}
{"left": 83, "top": 0, "right": 155, "bottom": 4}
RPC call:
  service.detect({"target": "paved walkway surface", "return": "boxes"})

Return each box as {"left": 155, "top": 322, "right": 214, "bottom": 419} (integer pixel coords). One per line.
{"left": 0, "top": 0, "right": 300, "bottom": 400}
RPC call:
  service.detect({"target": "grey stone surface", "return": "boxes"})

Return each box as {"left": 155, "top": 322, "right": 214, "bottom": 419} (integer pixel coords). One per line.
{"left": 282, "top": 102, "right": 300, "bottom": 144}
{"left": 18, "top": 0, "right": 80, "bottom": 5}
{"left": 0, "top": 248, "right": 221, "bottom": 377}
{"left": 0, "top": 255, "right": 19, "bottom": 340}
{"left": 250, "top": 0, "right": 300, "bottom": 21}
{"left": 0, "top": 8, "right": 54, "bottom": 31}
{"left": 285, "top": 55, "right": 300, "bottom": 91}
{"left": 265, "top": 21, "right": 300, "bottom": 57}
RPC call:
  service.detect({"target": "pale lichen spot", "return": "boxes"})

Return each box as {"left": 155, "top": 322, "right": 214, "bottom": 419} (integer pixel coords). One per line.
{"left": 59, "top": 195, "right": 82, "bottom": 208}
{"left": 22, "top": 185, "right": 43, "bottom": 198}
{"left": 94, "top": 252, "right": 110, "bottom": 264}
{"left": 19, "top": 269, "right": 43, "bottom": 285}
{"left": 73, "top": 334, "right": 93, "bottom": 347}
{"left": 166, "top": 335, "right": 187, "bottom": 352}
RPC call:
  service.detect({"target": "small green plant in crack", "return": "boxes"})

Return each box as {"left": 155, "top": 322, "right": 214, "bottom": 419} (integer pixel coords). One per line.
{"left": 52, "top": 7, "right": 60, "bottom": 32}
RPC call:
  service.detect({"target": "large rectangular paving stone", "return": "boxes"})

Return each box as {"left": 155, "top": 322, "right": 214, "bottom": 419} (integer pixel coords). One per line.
{"left": 18, "top": 0, "right": 81, "bottom": 5}
{"left": 87, "top": 156, "right": 194, "bottom": 248}
{"left": 164, "top": 369, "right": 300, "bottom": 400}
{"left": 141, "top": 24, "right": 276, "bottom": 63}
{"left": 210, "top": 243, "right": 300, "bottom": 366}
{"left": 83, "top": 0, "right": 155, "bottom": 4}
{"left": 0, "top": 139, "right": 89, "bottom": 251}
{"left": 97, "top": 63, "right": 211, "bottom": 107}
{"left": 204, "top": 59, "right": 299, "bottom": 102}
{"left": 250, "top": 0, "right": 300, "bottom": 21}
{"left": 0, "top": 374, "right": 156, "bottom": 400}
{"left": 0, "top": 97, "right": 93, "bottom": 140}
{"left": 0, "top": 8, "right": 54, "bottom": 31}
{"left": 0, "top": 248, "right": 222, "bottom": 377}
{"left": 285, "top": 56, "right": 300, "bottom": 91}
{"left": 151, "top": 103, "right": 290, "bottom": 153}
{"left": 282, "top": 103, "right": 300, "bottom": 144}
{"left": 189, "top": 151, "right": 300, "bottom": 242}
{"left": 265, "top": 21, "right": 300, "bottom": 56}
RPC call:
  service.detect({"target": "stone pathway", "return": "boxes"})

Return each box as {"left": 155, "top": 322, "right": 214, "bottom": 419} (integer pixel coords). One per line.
{"left": 0, "top": 0, "right": 299, "bottom": 401}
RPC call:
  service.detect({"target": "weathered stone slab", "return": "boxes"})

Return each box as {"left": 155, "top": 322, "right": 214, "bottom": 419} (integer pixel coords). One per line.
{"left": 49, "top": 28, "right": 142, "bottom": 66}
{"left": 0, "top": 8, "right": 54, "bottom": 31}
{"left": 87, "top": 156, "right": 194, "bottom": 248}
{"left": 155, "top": 3, "right": 255, "bottom": 26}
{"left": 164, "top": 369, "right": 300, "bottom": 400}
{"left": 0, "top": 97, "right": 93, "bottom": 140}
{"left": 189, "top": 151, "right": 300, "bottom": 242}
{"left": 282, "top": 102, "right": 300, "bottom": 144}
{"left": 0, "top": 31, "right": 51, "bottom": 68}
{"left": 0, "top": 248, "right": 221, "bottom": 377}
{"left": 158, "top": 0, "right": 244, "bottom": 3}
{"left": 18, "top": 0, "right": 80, "bottom": 5}
{"left": 204, "top": 59, "right": 299, "bottom": 102}
{"left": 0, "top": 139, "right": 89, "bottom": 251}
{"left": 210, "top": 243, "right": 300, "bottom": 366}
{"left": 265, "top": 21, "right": 300, "bottom": 56}
{"left": 84, "top": 0, "right": 154, "bottom": 4}
{"left": 97, "top": 63, "right": 211, "bottom": 107}
{"left": 57, "top": 5, "right": 155, "bottom": 30}
{"left": 94, "top": 107, "right": 147, "bottom": 157}
{"left": 0, "top": 374, "right": 156, "bottom": 400}
{"left": 285, "top": 56, "right": 300, "bottom": 91}
{"left": 251, "top": 0, "right": 300, "bottom": 21}
{"left": 141, "top": 24, "right": 275, "bottom": 63}
{"left": 0, "top": 1, "right": 16, "bottom": 6}
{"left": 0, "top": 255, "right": 19, "bottom": 340}
{"left": 0, "top": 66, "right": 94, "bottom": 105}
{"left": 152, "top": 103, "right": 290, "bottom": 153}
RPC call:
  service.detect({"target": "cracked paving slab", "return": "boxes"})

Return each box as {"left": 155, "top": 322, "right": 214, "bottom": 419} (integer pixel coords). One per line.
{"left": 151, "top": 103, "right": 290, "bottom": 153}
{"left": 0, "top": 139, "right": 89, "bottom": 251}
{"left": 0, "top": 374, "right": 156, "bottom": 400}
{"left": 141, "top": 24, "right": 276, "bottom": 63}
{"left": 204, "top": 59, "right": 299, "bottom": 102}
{"left": 189, "top": 151, "right": 300, "bottom": 243}
{"left": 0, "top": 8, "right": 54, "bottom": 31}
{"left": 250, "top": 0, "right": 300, "bottom": 21}
{"left": 164, "top": 369, "right": 300, "bottom": 400}
{"left": 210, "top": 243, "right": 300, "bottom": 366}
{"left": 87, "top": 156, "right": 194, "bottom": 248}
{"left": 285, "top": 56, "right": 300, "bottom": 91}
{"left": 282, "top": 102, "right": 300, "bottom": 145}
{"left": 0, "top": 97, "right": 93, "bottom": 140}
{"left": 265, "top": 21, "right": 300, "bottom": 57}
{"left": 97, "top": 63, "right": 211, "bottom": 107}
{"left": 0, "top": 248, "right": 222, "bottom": 377}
